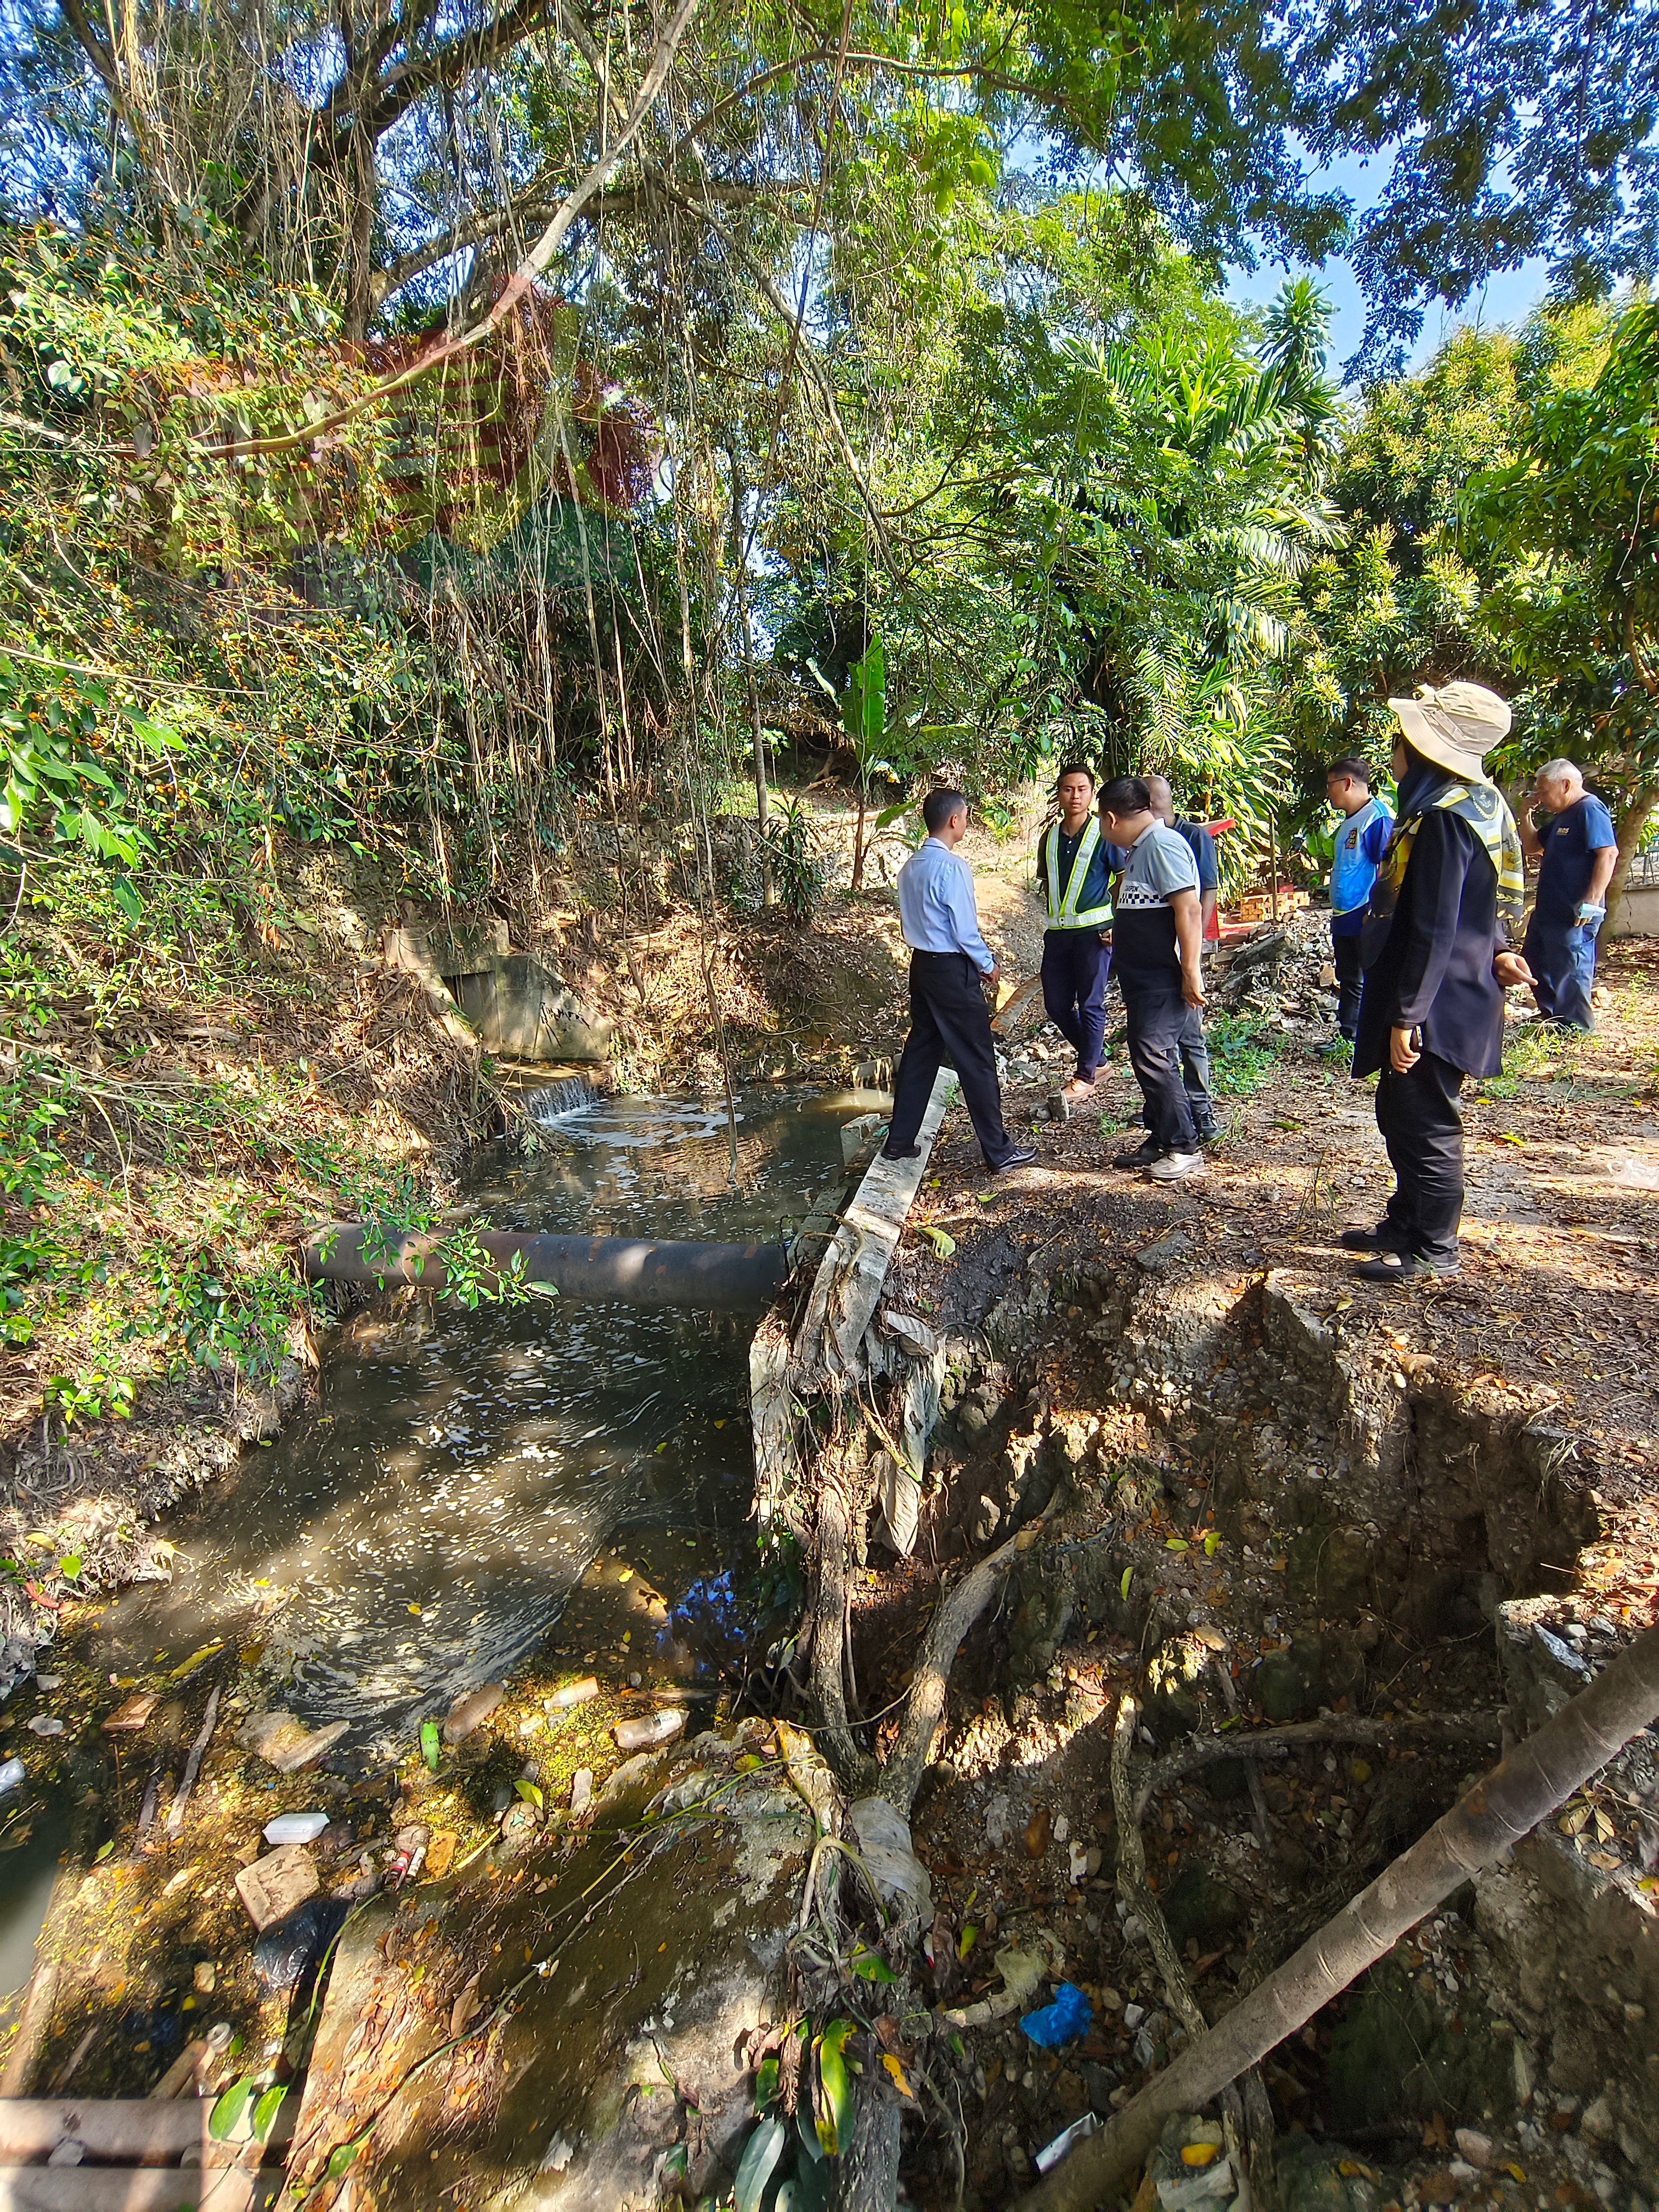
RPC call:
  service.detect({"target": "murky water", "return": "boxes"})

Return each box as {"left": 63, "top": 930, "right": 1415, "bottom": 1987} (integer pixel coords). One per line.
{"left": 81, "top": 1089, "right": 856, "bottom": 1750}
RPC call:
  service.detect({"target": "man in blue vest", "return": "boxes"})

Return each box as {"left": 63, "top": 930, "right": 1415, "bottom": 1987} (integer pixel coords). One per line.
{"left": 1519, "top": 759, "right": 1618, "bottom": 1030}
{"left": 1035, "top": 763, "right": 1115, "bottom": 1101}
{"left": 1326, "top": 754, "right": 1395, "bottom": 1043}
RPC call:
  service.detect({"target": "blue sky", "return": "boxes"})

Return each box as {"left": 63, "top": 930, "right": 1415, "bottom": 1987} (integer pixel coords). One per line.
{"left": 1223, "top": 149, "right": 1553, "bottom": 377}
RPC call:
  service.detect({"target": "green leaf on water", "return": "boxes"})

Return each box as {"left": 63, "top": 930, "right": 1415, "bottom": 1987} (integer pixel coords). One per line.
{"left": 419, "top": 1719, "right": 442, "bottom": 1771}
{"left": 733, "top": 2114, "right": 787, "bottom": 2212}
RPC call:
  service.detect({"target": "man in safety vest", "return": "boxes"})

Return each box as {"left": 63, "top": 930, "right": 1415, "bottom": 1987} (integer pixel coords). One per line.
{"left": 1035, "top": 762, "right": 1115, "bottom": 1101}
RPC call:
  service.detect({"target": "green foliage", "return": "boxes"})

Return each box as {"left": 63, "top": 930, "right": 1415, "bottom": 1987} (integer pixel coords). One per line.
{"left": 1205, "top": 1013, "right": 1283, "bottom": 1097}
{"left": 1465, "top": 300, "right": 1659, "bottom": 775}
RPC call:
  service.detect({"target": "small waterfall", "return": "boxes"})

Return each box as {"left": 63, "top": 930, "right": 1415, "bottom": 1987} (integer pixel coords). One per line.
{"left": 523, "top": 1074, "right": 601, "bottom": 1124}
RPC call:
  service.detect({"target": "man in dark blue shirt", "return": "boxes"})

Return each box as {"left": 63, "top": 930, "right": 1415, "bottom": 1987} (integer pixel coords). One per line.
{"left": 1520, "top": 760, "right": 1618, "bottom": 1030}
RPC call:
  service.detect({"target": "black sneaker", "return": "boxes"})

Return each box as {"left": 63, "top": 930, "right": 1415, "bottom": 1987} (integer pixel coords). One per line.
{"left": 881, "top": 1144, "right": 921, "bottom": 1161}
{"left": 1355, "top": 1250, "right": 1461, "bottom": 1283}
{"left": 1193, "top": 1115, "right": 1222, "bottom": 1145}
{"left": 1339, "top": 1223, "right": 1407, "bottom": 1252}
{"left": 1113, "top": 1137, "right": 1163, "bottom": 1170}
{"left": 988, "top": 1146, "right": 1039, "bottom": 1172}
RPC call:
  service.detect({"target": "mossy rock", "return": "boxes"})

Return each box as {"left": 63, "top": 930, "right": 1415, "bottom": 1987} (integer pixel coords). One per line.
{"left": 1323, "top": 1959, "right": 1516, "bottom": 2131}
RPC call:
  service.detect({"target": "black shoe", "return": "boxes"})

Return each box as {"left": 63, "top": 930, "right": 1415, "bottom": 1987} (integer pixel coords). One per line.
{"left": 1193, "top": 1116, "right": 1221, "bottom": 1145}
{"left": 1355, "top": 1250, "right": 1461, "bottom": 1283}
{"left": 881, "top": 1144, "right": 921, "bottom": 1161}
{"left": 988, "top": 1146, "right": 1039, "bottom": 1172}
{"left": 1339, "top": 1223, "right": 1407, "bottom": 1252}
{"left": 1113, "top": 1138, "right": 1163, "bottom": 1170}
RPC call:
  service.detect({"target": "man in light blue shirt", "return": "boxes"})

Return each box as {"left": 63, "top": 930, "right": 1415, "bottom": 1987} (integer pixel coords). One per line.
{"left": 884, "top": 790, "right": 1037, "bottom": 1173}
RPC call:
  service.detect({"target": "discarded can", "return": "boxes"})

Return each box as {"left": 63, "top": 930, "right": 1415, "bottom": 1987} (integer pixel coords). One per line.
{"left": 612, "top": 1708, "right": 686, "bottom": 1752}
{"left": 263, "top": 1812, "right": 330, "bottom": 1847}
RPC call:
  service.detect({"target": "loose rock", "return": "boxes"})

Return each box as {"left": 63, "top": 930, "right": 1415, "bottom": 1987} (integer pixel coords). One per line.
{"left": 234, "top": 1843, "right": 320, "bottom": 1932}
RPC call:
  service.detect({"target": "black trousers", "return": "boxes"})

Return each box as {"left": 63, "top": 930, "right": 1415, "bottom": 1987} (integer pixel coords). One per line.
{"left": 1040, "top": 928, "right": 1111, "bottom": 1077}
{"left": 1122, "top": 973, "right": 1198, "bottom": 1154}
{"left": 1375, "top": 1049, "right": 1465, "bottom": 1266}
{"left": 888, "top": 951, "right": 1017, "bottom": 1166}
{"left": 1332, "top": 927, "right": 1364, "bottom": 1039}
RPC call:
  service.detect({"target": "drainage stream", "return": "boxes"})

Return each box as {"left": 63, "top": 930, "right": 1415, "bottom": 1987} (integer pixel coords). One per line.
{"left": 0, "top": 1085, "right": 861, "bottom": 2092}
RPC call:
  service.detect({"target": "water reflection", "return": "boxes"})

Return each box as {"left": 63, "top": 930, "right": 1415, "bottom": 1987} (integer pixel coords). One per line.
{"left": 90, "top": 1090, "right": 852, "bottom": 1743}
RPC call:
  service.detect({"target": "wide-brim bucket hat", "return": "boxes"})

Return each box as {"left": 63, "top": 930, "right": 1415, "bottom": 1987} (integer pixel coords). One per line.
{"left": 1386, "top": 681, "right": 1511, "bottom": 781}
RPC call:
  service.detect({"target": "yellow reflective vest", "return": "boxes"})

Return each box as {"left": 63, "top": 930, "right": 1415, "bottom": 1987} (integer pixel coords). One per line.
{"left": 1040, "top": 817, "right": 1114, "bottom": 930}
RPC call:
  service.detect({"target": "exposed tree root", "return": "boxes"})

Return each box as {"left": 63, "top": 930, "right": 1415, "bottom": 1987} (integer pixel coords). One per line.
{"left": 1132, "top": 1709, "right": 1505, "bottom": 1824}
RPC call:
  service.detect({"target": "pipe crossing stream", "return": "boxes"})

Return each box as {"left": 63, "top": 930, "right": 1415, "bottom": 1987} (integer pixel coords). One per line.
{"left": 0, "top": 1088, "right": 860, "bottom": 2033}
{"left": 52, "top": 1090, "right": 856, "bottom": 1756}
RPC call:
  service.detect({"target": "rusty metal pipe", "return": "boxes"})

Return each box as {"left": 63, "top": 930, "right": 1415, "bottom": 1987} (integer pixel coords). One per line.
{"left": 302, "top": 1226, "right": 787, "bottom": 1311}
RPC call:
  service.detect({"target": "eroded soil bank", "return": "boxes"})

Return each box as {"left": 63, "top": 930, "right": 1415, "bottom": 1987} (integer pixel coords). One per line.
{"left": 252, "top": 932, "right": 1659, "bottom": 2212}
{"left": 3, "top": 891, "right": 1656, "bottom": 2212}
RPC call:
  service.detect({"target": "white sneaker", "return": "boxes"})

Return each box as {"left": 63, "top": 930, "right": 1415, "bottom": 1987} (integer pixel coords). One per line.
{"left": 1145, "top": 1150, "right": 1206, "bottom": 1182}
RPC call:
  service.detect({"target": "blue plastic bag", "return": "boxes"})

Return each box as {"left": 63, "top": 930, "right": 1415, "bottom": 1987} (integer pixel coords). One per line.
{"left": 1020, "top": 1982, "right": 1093, "bottom": 2047}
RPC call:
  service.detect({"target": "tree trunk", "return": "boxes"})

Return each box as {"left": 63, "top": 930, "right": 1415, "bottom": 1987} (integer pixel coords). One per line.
{"left": 726, "top": 454, "right": 771, "bottom": 895}
{"left": 1605, "top": 782, "right": 1658, "bottom": 934}
{"left": 343, "top": 127, "right": 377, "bottom": 345}
{"left": 1017, "top": 1620, "right": 1659, "bottom": 2212}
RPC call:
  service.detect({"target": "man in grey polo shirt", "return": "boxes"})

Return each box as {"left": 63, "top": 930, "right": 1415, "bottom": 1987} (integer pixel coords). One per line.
{"left": 1097, "top": 775, "right": 1207, "bottom": 1182}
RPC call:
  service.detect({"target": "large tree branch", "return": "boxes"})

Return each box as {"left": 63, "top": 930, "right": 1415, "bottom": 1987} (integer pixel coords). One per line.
{"left": 56, "top": 0, "right": 121, "bottom": 102}
{"left": 1018, "top": 1622, "right": 1659, "bottom": 2212}
{"left": 182, "top": 0, "right": 701, "bottom": 464}
{"left": 669, "top": 43, "right": 1065, "bottom": 157}
{"left": 371, "top": 173, "right": 811, "bottom": 307}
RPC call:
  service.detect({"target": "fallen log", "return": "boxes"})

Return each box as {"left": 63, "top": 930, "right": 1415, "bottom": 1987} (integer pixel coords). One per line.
{"left": 1017, "top": 1620, "right": 1659, "bottom": 2212}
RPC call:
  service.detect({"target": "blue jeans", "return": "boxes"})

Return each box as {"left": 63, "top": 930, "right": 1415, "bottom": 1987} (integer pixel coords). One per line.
{"left": 1523, "top": 914, "right": 1598, "bottom": 1029}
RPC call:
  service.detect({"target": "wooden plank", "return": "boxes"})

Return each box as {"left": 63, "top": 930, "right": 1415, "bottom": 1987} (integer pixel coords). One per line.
{"left": 285, "top": 1892, "right": 397, "bottom": 2196}
{"left": 0, "top": 2169, "right": 257, "bottom": 2211}
{"left": 794, "top": 1069, "right": 956, "bottom": 1380}
{"left": 0, "top": 1969, "right": 58, "bottom": 2101}
{"left": 0, "top": 2103, "right": 213, "bottom": 2164}
{"left": 823, "top": 1071, "right": 956, "bottom": 1375}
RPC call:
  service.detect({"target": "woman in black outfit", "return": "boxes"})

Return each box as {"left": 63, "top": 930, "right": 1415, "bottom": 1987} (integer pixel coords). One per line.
{"left": 1347, "top": 684, "right": 1534, "bottom": 1283}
